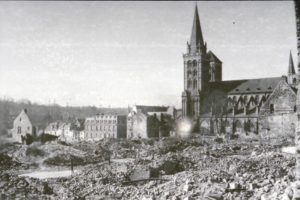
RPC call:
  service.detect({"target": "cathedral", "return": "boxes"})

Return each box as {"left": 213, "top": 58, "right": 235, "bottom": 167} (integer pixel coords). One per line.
{"left": 182, "top": 5, "right": 297, "bottom": 137}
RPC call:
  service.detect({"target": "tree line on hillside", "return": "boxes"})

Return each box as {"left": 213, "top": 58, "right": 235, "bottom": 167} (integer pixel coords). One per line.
{"left": 0, "top": 98, "right": 127, "bottom": 136}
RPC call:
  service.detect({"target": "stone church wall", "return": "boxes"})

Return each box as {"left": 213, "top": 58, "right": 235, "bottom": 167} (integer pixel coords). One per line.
{"left": 259, "top": 113, "right": 296, "bottom": 140}
{"left": 259, "top": 78, "right": 297, "bottom": 140}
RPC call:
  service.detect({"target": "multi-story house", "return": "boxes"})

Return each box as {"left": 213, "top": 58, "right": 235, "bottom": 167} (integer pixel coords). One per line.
{"left": 84, "top": 113, "right": 127, "bottom": 140}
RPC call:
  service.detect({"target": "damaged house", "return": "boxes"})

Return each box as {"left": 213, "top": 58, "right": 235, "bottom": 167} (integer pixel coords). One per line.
{"left": 127, "top": 105, "right": 177, "bottom": 139}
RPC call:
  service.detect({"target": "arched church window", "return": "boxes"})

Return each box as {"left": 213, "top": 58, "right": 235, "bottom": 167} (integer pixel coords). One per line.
{"left": 237, "top": 97, "right": 244, "bottom": 108}
{"left": 193, "top": 60, "right": 197, "bottom": 67}
{"left": 255, "top": 95, "right": 259, "bottom": 104}
{"left": 244, "top": 96, "right": 248, "bottom": 105}
{"left": 188, "top": 70, "right": 192, "bottom": 78}
{"left": 232, "top": 96, "right": 237, "bottom": 103}
{"left": 252, "top": 99, "right": 256, "bottom": 107}
{"left": 193, "top": 80, "right": 197, "bottom": 89}
{"left": 293, "top": 78, "right": 297, "bottom": 84}
{"left": 227, "top": 97, "right": 232, "bottom": 106}
{"left": 270, "top": 104, "right": 274, "bottom": 113}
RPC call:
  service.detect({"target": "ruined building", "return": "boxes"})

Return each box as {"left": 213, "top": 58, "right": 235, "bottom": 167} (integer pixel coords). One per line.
{"left": 182, "top": 5, "right": 297, "bottom": 137}
{"left": 127, "top": 105, "right": 177, "bottom": 139}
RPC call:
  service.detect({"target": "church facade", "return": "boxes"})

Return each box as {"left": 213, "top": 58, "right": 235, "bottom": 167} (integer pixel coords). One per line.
{"left": 182, "top": 5, "right": 297, "bottom": 138}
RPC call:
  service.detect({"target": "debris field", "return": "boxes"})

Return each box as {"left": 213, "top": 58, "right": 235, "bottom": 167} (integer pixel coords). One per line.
{"left": 0, "top": 137, "right": 296, "bottom": 200}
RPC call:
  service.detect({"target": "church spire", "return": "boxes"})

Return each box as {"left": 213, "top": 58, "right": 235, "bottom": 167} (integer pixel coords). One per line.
{"left": 289, "top": 50, "right": 296, "bottom": 74}
{"left": 189, "top": 4, "right": 205, "bottom": 54}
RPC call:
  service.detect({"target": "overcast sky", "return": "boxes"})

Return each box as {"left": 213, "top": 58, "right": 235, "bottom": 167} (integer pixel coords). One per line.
{"left": 0, "top": 1, "right": 297, "bottom": 108}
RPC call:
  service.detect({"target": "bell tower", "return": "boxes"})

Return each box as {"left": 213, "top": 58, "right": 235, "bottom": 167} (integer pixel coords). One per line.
{"left": 182, "top": 5, "right": 210, "bottom": 119}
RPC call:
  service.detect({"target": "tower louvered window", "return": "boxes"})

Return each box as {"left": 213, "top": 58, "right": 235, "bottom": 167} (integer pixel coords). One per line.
{"left": 187, "top": 61, "right": 192, "bottom": 70}
{"left": 188, "top": 80, "right": 192, "bottom": 88}
{"left": 193, "top": 80, "right": 197, "bottom": 89}
{"left": 193, "top": 70, "right": 197, "bottom": 76}
{"left": 193, "top": 60, "right": 197, "bottom": 67}
{"left": 188, "top": 70, "right": 192, "bottom": 78}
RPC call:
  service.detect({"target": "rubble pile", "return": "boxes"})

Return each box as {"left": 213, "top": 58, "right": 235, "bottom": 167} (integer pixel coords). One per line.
{"left": 0, "top": 154, "right": 20, "bottom": 171}
{"left": 0, "top": 137, "right": 297, "bottom": 199}
{"left": 0, "top": 172, "right": 56, "bottom": 199}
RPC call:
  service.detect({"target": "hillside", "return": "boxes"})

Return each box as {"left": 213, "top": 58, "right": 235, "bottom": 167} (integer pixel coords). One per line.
{"left": 0, "top": 99, "right": 128, "bottom": 135}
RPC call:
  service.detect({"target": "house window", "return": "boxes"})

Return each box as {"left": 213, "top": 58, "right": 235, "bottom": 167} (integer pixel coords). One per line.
{"left": 17, "top": 126, "right": 21, "bottom": 134}
{"left": 270, "top": 104, "right": 274, "bottom": 113}
{"left": 19, "top": 118, "right": 22, "bottom": 122}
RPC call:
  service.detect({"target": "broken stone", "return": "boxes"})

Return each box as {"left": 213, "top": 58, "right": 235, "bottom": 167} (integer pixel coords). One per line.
{"left": 285, "top": 187, "right": 293, "bottom": 199}
{"left": 183, "top": 196, "right": 193, "bottom": 200}
{"left": 260, "top": 194, "right": 269, "bottom": 200}
{"left": 183, "top": 184, "right": 192, "bottom": 192}
{"left": 281, "top": 194, "right": 291, "bottom": 200}
{"left": 129, "top": 168, "right": 151, "bottom": 181}
{"left": 229, "top": 182, "right": 239, "bottom": 190}
{"left": 171, "top": 195, "right": 180, "bottom": 200}
{"left": 248, "top": 183, "right": 258, "bottom": 190}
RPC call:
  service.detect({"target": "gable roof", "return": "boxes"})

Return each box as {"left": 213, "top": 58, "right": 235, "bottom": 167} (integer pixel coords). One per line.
{"left": 15, "top": 109, "right": 32, "bottom": 125}
{"left": 135, "top": 105, "right": 169, "bottom": 113}
{"left": 208, "top": 77, "right": 281, "bottom": 95}
{"left": 260, "top": 78, "right": 296, "bottom": 113}
{"left": 207, "top": 50, "right": 222, "bottom": 63}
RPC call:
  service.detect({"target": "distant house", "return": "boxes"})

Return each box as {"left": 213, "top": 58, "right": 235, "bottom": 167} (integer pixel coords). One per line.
{"left": 70, "top": 118, "right": 85, "bottom": 141}
{"left": 11, "top": 109, "right": 33, "bottom": 143}
{"left": 44, "top": 121, "right": 62, "bottom": 137}
{"left": 57, "top": 123, "right": 73, "bottom": 142}
{"left": 127, "top": 105, "right": 177, "bottom": 139}
{"left": 84, "top": 113, "right": 127, "bottom": 141}
{"left": 45, "top": 119, "right": 85, "bottom": 142}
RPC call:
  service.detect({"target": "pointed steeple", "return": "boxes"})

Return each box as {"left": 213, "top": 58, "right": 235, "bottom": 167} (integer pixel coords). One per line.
{"left": 289, "top": 51, "right": 295, "bottom": 74}
{"left": 190, "top": 4, "right": 205, "bottom": 54}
